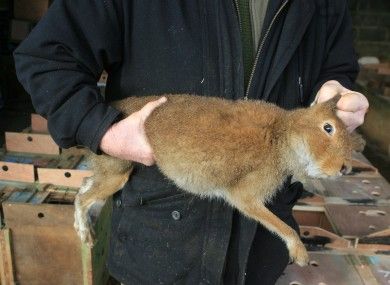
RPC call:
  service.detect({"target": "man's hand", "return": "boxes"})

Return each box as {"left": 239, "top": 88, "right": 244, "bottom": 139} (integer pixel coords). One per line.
{"left": 315, "top": 80, "right": 369, "bottom": 132}
{"left": 99, "top": 97, "right": 167, "bottom": 165}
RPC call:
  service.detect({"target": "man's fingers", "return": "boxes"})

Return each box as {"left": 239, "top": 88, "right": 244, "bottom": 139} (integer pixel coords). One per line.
{"left": 336, "top": 109, "right": 365, "bottom": 132}
{"left": 140, "top": 96, "right": 167, "bottom": 120}
{"left": 337, "top": 92, "right": 369, "bottom": 112}
{"left": 316, "top": 81, "right": 347, "bottom": 103}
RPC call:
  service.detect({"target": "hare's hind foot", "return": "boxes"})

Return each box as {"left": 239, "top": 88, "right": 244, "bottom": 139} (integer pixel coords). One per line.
{"left": 287, "top": 236, "right": 309, "bottom": 266}
{"left": 74, "top": 194, "right": 96, "bottom": 248}
{"left": 74, "top": 177, "right": 97, "bottom": 247}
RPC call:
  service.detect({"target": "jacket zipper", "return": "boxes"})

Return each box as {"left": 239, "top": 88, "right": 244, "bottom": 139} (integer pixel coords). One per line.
{"left": 243, "top": 0, "right": 290, "bottom": 100}
{"left": 234, "top": 0, "right": 243, "bottom": 32}
{"left": 298, "top": 76, "right": 304, "bottom": 103}
{"left": 298, "top": 44, "right": 304, "bottom": 103}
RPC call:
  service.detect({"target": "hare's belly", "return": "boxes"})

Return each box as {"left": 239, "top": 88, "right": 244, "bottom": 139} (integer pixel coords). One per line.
{"left": 160, "top": 166, "right": 227, "bottom": 199}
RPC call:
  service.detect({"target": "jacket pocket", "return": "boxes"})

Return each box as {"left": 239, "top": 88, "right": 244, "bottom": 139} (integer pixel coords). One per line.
{"left": 109, "top": 168, "right": 209, "bottom": 284}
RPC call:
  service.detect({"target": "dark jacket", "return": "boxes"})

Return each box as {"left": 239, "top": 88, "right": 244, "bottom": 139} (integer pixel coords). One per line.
{"left": 14, "top": 0, "right": 358, "bottom": 284}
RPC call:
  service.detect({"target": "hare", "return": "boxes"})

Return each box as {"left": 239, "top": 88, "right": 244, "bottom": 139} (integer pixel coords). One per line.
{"left": 74, "top": 94, "right": 364, "bottom": 266}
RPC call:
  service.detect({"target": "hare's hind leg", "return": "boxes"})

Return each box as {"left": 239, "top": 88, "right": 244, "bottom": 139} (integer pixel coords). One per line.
{"left": 74, "top": 155, "right": 132, "bottom": 247}
{"left": 226, "top": 174, "right": 309, "bottom": 266}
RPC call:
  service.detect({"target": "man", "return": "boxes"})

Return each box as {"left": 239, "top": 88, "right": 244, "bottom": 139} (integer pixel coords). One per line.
{"left": 14, "top": 0, "right": 368, "bottom": 284}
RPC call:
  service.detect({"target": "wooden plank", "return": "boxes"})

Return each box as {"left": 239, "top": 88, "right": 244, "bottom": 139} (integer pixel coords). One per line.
{"left": 349, "top": 159, "right": 379, "bottom": 178}
{"left": 300, "top": 226, "right": 351, "bottom": 249}
{"left": 56, "top": 154, "right": 83, "bottom": 169}
{"left": 3, "top": 203, "right": 75, "bottom": 228}
{"left": 8, "top": 226, "right": 83, "bottom": 285}
{"left": 0, "top": 228, "right": 15, "bottom": 285}
{"left": 5, "top": 132, "right": 60, "bottom": 155}
{"left": 357, "top": 255, "right": 390, "bottom": 285}
{"left": 30, "top": 114, "right": 48, "bottom": 133}
{"left": 45, "top": 187, "right": 78, "bottom": 204}
{"left": 276, "top": 253, "right": 365, "bottom": 285}
{"left": 293, "top": 207, "right": 334, "bottom": 233}
{"left": 314, "top": 177, "right": 390, "bottom": 202}
{"left": 0, "top": 161, "right": 35, "bottom": 183}
{"left": 37, "top": 168, "right": 93, "bottom": 188}
{"left": 29, "top": 191, "right": 50, "bottom": 204}
{"left": 326, "top": 204, "right": 390, "bottom": 238}
{"left": 297, "top": 192, "right": 325, "bottom": 207}
{"left": 7, "top": 190, "right": 35, "bottom": 203}
{"left": 0, "top": 186, "right": 17, "bottom": 203}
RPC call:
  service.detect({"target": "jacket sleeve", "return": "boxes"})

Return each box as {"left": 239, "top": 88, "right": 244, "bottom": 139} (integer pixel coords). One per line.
{"left": 14, "top": 0, "right": 124, "bottom": 153}
{"left": 309, "top": 0, "right": 360, "bottom": 102}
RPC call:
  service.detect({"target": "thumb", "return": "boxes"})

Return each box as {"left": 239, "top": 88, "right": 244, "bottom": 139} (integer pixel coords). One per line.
{"left": 139, "top": 97, "right": 167, "bottom": 120}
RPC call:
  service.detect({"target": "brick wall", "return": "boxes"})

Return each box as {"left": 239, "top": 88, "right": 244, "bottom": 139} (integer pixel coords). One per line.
{"left": 349, "top": 0, "right": 390, "bottom": 60}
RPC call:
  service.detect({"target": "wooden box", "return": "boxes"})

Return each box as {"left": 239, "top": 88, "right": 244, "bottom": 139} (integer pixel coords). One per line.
{"left": 0, "top": 185, "right": 111, "bottom": 285}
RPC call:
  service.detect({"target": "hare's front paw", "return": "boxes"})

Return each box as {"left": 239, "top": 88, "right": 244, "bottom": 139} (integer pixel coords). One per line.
{"left": 287, "top": 238, "right": 309, "bottom": 267}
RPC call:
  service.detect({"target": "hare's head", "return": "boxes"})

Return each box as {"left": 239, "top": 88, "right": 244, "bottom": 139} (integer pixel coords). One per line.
{"left": 288, "top": 95, "right": 364, "bottom": 178}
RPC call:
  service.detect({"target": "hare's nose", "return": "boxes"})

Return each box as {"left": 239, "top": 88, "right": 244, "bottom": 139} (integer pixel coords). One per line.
{"left": 340, "top": 164, "right": 348, "bottom": 175}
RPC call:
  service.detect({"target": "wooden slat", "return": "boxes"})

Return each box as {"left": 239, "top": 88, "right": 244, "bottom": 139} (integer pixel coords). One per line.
{"left": 0, "top": 161, "right": 35, "bottom": 183}
{"left": 356, "top": 255, "right": 390, "bottom": 285}
{"left": 313, "top": 177, "right": 390, "bottom": 202}
{"left": 0, "top": 228, "right": 15, "bottom": 285}
{"left": 37, "top": 168, "right": 93, "bottom": 188}
{"left": 3, "top": 203, "right": 75, "bottom": 228}
{"left": 28, "top": 191, "right": 50, "bottom": 204}
{"left": 30, "top": 114, "right": 48, "bottom": 133}
{"left": 326, "top": 204, "right": 390, "bottom": 238}
{"left": 7, "top": 190, "right": 35, "bottom": 203}
{"left": 5, "top": 132, "right": 60, "bottom": 155}
{"left": 293, "top": 207, "right": 334, "bottom": 233}
{"left": 276, "top": 253, "right": 365, "bottom": 285}
{"left": 299, "top": 226, "right": 351, "bottom": 249}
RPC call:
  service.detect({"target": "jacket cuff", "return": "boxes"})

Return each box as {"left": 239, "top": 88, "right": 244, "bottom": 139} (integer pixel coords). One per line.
{"left": 76, "top": 102, "right": 122, "bottom": 153}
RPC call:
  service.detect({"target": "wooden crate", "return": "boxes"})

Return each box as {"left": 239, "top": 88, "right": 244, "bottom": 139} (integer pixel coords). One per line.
{"left": 0, "top": 184, "right": 111, "bottom": 285}
{"left": 0, "top": 148, "right": 92, "bottom": 187}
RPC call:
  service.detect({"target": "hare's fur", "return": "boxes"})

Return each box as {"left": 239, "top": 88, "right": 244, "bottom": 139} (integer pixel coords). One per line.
{"left": 74, "top": 94, "right": 364, "bottom": 266}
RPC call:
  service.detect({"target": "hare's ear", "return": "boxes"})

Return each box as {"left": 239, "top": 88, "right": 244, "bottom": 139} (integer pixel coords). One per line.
{"left": 350, "top": 132, "right": 366, "bottom": 152}
{"left": 320, "top": 94, "right": 342, "bottom": 111}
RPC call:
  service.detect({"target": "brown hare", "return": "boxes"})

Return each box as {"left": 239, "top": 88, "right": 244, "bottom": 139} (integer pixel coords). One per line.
{"left": 74, "top": 94, "right": 364, "bottom": 266}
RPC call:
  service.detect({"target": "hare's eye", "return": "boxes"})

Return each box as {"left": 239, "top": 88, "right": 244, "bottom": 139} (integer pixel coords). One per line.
{"left": 323, "top": 123, "right": 334, "bottom": 135}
